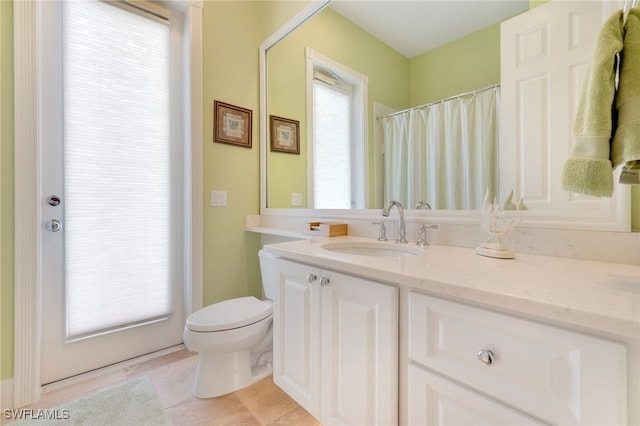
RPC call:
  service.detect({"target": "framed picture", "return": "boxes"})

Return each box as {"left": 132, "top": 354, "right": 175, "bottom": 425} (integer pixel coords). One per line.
{"left": 214, "top": 101, "right": 252, "bottom": 148}
{"left": 270, "top": 115, "right": 300, "bottom": 154}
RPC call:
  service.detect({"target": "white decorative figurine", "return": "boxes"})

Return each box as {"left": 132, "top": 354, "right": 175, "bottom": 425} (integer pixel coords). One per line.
{"left": 476, "top": 190, "right": 521, "bottom": 259}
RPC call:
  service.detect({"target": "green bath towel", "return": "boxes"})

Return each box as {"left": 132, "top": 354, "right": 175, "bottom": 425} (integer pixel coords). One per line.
{"left": 612, "top": 8, "right": 640, "bottom": 184}
{"left": 561, "top": 10, "right": 624, "bottom": 197}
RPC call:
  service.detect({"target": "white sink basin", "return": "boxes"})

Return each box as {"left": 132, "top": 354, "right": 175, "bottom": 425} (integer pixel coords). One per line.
{"left": 321, "top": 241, "right": 423, "bottom": 257}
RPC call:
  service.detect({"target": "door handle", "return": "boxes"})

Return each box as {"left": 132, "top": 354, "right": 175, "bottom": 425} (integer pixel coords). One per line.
{"left": 46, "top": 219, "right": 62, "bottom": 232}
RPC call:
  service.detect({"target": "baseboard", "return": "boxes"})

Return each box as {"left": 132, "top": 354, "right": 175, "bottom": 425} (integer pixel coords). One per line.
{"left": 1, "top": 378, "right": 14, "bottom": 410}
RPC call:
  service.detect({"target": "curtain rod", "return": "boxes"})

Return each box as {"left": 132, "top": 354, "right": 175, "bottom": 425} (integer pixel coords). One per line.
{"left": 376, "top": 83, "right": 500, "bottom": 120}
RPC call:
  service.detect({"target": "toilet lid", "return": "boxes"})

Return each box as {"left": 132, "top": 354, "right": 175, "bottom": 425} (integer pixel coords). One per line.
{"left": 186, "top": 296, "right": 273, "bottom": 332}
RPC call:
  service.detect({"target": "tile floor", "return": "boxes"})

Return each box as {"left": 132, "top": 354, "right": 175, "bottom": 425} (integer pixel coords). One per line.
{"left": 16, "top": 349, "right": 321, "bottom": 426}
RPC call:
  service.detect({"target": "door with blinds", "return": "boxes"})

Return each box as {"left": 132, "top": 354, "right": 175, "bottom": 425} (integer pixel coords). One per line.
{"left": 40, "top": 0, "right": 186, "bottom": 384}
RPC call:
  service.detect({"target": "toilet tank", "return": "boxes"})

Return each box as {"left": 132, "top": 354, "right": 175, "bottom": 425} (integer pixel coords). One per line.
{"left": 258, "top": 249, "right": 277, "bottom": 301}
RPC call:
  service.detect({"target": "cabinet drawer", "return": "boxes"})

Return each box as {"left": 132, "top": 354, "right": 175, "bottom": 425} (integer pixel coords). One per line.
{"left": 408, "top": 364, "right": 543, "bottom": 425}
{"left": 408, "top": 292, "right": 627, "bottom": 425}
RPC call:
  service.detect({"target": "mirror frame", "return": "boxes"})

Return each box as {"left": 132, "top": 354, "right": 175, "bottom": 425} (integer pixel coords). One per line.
{"left": 259, "top": 0, "right": 630, "bottom": 231}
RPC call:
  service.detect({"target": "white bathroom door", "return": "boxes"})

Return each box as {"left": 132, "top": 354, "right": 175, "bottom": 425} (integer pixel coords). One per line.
{"left": 39, "top": 0, "right": 186, "bottom": 384}
{"left": 500, "top": 0, "right": 603, "bottom": 210}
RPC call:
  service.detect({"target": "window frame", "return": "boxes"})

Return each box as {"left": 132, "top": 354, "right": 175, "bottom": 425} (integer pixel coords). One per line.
{"left": 305, "top": 47, "right": 368, "bottom": 209}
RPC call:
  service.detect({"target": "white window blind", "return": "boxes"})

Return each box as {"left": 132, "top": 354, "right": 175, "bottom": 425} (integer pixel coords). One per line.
{"left": 63, "top": 0, "right": 173, "bottom": 339}
{"left": 313, "top": 81, "right": 353, "bottom": 209}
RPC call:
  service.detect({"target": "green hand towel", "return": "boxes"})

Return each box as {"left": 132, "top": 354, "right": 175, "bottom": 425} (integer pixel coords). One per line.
{"left": 612, "top": 8, "right": 640, "bottom": 184}
{"left": 561, "top": 10, "right": 624, "bottom": 197}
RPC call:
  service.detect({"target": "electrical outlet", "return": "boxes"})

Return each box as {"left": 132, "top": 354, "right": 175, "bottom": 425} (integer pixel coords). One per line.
{"left": 291, "top": 193, "right": 302, "bottom": 206}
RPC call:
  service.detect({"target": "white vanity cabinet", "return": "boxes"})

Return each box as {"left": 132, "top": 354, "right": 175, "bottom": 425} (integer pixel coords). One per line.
{"left": 273, "top": 258, "right": 398, "bottom": 426}
{"left": 406, "top": 292, "right": 628, "bottom": 425}
{"left": 272, "top": 259, "right": 322, "bottom": 417}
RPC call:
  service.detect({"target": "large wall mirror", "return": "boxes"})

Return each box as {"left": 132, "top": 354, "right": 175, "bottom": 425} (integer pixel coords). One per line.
{"left": 259, "top": 0, "right": 630, "bottom": 231}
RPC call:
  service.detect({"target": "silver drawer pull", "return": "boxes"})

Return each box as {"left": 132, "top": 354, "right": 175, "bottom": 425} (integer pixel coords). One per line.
{"left": 320, "top": 276, "right": 330, "bottom": 286}
{"left": 307, "top": 274, "right": 317, "bottom": 283}
{"left": 477, "top": 349, "right": 495, "bottom": 366}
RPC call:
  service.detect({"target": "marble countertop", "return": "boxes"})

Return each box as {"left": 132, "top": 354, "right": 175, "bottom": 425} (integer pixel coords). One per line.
{"left": 264, "top": 236, "right": 640, "bottom": 340}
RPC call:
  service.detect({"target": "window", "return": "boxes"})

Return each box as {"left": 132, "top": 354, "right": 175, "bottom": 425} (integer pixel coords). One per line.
{"left": 306, "top": 49, "right": 368, "bottom": 209}
{"left": 61, "top": 0, "right": 182, "bottom": 339}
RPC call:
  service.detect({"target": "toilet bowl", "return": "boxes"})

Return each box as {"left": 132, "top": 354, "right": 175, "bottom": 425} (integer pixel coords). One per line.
{"left": 183, "top": 250, "right": 277, "bottom": 398}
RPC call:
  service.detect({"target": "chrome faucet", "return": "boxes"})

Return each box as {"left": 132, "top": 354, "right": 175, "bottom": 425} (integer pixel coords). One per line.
{"left": 382, "top": 200, "right": 407, "bottom": 243}
{"left": 415, "top": 201, "right": 432, "bottom": 210}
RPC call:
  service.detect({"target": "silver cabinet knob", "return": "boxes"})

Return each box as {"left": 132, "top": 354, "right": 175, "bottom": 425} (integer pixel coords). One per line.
{"left": 477, "top": 349, "right": 495, "bottom": 366}
{"left": 320, "top": 276, "right": 330, "bottom": 286}
{"left": 46, "top": 219, "right": 62, "bottom": 232}
{"left": 307, "top": 274, "right": 317, "bottom": 283}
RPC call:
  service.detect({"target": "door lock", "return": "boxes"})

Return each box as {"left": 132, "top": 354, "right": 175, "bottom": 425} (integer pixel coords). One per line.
{"left": 46, "top": 195, "right": 61, "bottom": 207}
{"left": 46, "top": 219, "right": 62, "bottom": 232}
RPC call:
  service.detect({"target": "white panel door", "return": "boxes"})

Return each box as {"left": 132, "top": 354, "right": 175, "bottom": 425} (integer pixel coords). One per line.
{"left": 321, "top": 270, "right": 398, "bottom": 426}
{"left": 273, "top": 259, "right": 322, "bottom": 418}
{"left": 39, "top": 0, "right": 186, "bottom": 384}
{"left": 501, "top": 1, "right": 605, "bottom": 211}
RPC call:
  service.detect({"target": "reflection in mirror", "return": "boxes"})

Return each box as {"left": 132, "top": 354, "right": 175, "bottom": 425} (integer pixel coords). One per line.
{"left": 266, "top": 1, "right": 528, "bottom": 209}
{"left": 379, "top": 84, "right": 500, "bottom": 210}
{"left": 309, "top": 49, "right": 367, "bottom": 209}
{"left": 262, "top": 0, "right": 631, "bottom": 232}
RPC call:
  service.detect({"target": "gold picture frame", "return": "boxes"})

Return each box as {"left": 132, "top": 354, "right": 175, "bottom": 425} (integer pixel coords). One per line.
{"left": 270, "top": 115, "right": 300, "bottom": 154}
{"left": 214, "top": 101, "right": 252, "bottom": 148}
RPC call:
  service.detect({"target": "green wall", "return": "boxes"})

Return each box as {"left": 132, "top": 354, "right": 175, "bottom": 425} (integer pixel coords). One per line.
{"left": 409, "top": 23, "right": 501, "bottom": 105}
{"left": 267, "top": 7, "right": 409, "bottom": 209}
{"left": 201, "top": 1, "right": 265, "bottom": 307}
{"left": 201, "top": 1, "right": 314, "bottom": 306}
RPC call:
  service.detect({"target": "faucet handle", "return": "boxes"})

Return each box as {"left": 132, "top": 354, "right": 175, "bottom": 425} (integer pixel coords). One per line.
{"left": 416, "top": 224, "right": 438, "bottom": 247}
{"left": 371, "top": 222, "right": 388, "bottom": 241}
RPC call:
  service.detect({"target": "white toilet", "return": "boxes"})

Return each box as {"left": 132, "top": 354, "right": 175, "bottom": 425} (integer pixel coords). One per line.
{"left": 183, "top": 250, "right": 277, "bottom": 398}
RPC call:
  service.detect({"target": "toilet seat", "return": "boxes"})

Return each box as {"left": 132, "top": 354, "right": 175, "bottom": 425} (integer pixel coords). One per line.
{"left": 186, "top": 296, "right": 272, "bottom": 332}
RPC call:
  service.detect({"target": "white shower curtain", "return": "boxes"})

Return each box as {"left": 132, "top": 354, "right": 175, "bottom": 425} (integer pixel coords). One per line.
{"left": 382, "top": 86, "right": 500, "bottom": 210}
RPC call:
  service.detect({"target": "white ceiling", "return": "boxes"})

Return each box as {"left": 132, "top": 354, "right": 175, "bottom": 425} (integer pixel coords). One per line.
{"left": 329, "top": 1, "right": 530, "bottom": 58}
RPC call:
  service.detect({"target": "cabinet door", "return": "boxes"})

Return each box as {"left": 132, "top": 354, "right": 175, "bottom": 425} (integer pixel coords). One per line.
{"left": 273, "top": 259, "right": 322, "bottom": 418}
{"left": 321, "top": 270, "right": 398, "bottom": 426}
{"left": 408, "top": 364, "right": 543, "bottom": 426}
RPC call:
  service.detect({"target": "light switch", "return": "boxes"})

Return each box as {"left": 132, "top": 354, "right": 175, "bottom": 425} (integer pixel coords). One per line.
{"left": 211, "top": 190, "right": 227, "bottom": 207}
{"left": 291, "top": 193, "right": 302, "bottom": 206}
